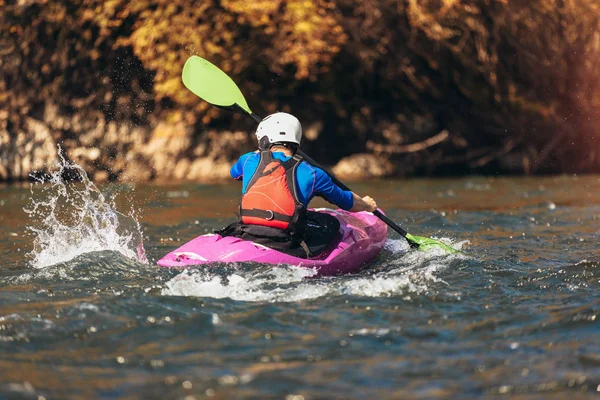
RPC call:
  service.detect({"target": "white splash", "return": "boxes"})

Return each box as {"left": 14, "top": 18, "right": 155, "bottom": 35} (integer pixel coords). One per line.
{"left": 161, "top": 238, "right": 468, "bottom": 302}
{"left": 25, "top": 148, "right": 147, "bottom": 268}
{"left": 162, "top": 267, "right": 324, "bottom": 302}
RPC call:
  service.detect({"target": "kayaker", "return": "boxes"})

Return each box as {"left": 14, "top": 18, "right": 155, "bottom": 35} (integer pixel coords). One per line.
{"left": 221, "top": 112, "right": 378, "bottom": 258}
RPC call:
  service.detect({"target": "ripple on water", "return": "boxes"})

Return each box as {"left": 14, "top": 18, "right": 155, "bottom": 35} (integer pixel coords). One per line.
{"left": 2, "top": 174, "right": 598, "bottom": 399}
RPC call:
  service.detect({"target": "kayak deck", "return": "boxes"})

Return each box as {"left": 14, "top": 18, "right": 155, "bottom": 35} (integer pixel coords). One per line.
{"left": 157, "top": 208, "right": 388, "bottom": 276}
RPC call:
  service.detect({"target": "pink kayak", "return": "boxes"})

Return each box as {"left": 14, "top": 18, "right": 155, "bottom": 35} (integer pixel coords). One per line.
{"left": 157, "top": 208, "right": 388, "bottom": 276}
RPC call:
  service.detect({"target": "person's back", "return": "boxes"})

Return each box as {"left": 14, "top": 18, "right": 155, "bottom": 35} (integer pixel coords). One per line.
{"left": 224, "top": 112, "right": 377, "bottom": 258}
{"left": 232, "top": 150, "right": 355, "bottom": 211}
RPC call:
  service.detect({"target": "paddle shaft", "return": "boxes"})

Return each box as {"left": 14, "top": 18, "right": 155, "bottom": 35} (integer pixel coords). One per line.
{"left": 297, "top": 149, "right": 410, "bottom": 239}
{"left": 246, "top": 108, "right": 411, "bottom": 240}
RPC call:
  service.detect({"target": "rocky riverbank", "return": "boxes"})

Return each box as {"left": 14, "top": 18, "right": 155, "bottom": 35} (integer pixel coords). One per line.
{"left": 2, "top": 0, "right": 599, "bottom": 183}
{"left": 0, "top": 107, "right": 393, "bottom": 183}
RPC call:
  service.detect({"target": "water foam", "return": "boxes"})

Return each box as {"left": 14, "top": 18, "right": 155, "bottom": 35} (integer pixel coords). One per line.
{"left": 162, "top": 238, "right": 468, "bottom": 302}
{"left": 24, "top": 149, "right": 147, "bottom": 268}
{"left": 162, "top": 266, "right": 324, "bottom": 302}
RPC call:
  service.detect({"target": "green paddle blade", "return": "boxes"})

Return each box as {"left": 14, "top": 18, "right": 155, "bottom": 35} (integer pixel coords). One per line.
{"left": 405, "top": 233, "right": 460, "bottom": 254}
{"left": 182, "top": 56, "right": 252, "bottom": 114}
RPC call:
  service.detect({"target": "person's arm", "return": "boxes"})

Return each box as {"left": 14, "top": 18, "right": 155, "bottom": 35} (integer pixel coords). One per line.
{"left": 312, "top": 167, "right": 378, "bottom": 212}
{"left": 230, "top": 152, "right": 254, "bottom": 180}
{"left": 349, "top": 193, "right": 378, "bottom": 212}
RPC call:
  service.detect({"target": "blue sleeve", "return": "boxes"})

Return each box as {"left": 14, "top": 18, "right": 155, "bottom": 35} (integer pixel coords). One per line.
{"left": 312, "top": 167, "right": 354, "bottom": 210}
{"left": 230, "top": 152, "right": 254, "bottom": 180}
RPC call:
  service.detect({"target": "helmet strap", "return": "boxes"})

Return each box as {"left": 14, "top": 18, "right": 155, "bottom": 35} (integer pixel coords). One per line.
{"left": 258, "top": 136, "right": 271, "bottom": 151}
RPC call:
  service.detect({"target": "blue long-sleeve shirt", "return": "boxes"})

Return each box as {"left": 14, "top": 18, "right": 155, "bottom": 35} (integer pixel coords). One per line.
{"left": 230, "top": 151, "right": 354, "bottom": 210}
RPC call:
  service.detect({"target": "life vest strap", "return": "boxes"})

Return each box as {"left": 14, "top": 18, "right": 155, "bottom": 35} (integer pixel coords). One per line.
{"left": 240, "top": 208, "right": 294, "bottom": 223}
{"left": 239, "top": 150, "right": 306, "bottom": 236}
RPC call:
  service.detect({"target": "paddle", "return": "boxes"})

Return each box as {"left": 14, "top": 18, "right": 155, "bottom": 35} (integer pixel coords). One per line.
{"left": 182, "top": 56, "right": 459, "bottom": 254}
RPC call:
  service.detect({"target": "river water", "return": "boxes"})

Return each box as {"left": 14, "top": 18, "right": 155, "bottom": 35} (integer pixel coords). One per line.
{"left": 1, "top": 160, "right": 599, "bottom": 399}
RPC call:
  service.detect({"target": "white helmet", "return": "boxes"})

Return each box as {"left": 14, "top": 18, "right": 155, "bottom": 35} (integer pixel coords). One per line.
{"left": 255, "top": 112, "right": 302, "bottom": 146}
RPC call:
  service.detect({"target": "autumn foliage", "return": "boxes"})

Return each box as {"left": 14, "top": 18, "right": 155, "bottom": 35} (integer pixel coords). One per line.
{"left": 1, "top": 0, "right": 599, "bottom": 181}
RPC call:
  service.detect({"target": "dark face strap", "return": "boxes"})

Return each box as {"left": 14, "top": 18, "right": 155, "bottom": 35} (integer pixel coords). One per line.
{"left": 258, "top": 136, "right": 271, "bottom": 151}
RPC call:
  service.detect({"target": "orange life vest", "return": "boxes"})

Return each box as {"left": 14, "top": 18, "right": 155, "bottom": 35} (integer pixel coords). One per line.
{"left": 239, "top": 150, "right": 306, "bottom": 235}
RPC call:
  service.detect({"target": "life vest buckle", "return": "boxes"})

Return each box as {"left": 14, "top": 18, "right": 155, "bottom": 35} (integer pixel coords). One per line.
{"left": 265, "top": 210, "right": 274, "bottom": 220}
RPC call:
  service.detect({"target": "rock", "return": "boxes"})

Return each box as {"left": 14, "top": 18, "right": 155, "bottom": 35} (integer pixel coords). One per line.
{"left": 146, "top": 121, "right": 192, "bottom": 179}
{"left": 0, "top": 117, "right": 57, "bottom": 180}
{"left": 173, "top": 158, "right": 191, "bottom": 180}
{"left": 118, "top": 153, "right": 154, "bottom": 182}
{"left": 204, "top": 130, "right": 253, "bottom": 160}
{"left": 66, "top": 146, "right": 103, "bottom": 176}
{"left": 332, "top": 153, "right": 395, "bottom": 179}
{"left": 1, "top": 105, "right": 251, "bottom": 183}
{"left": 68, "top": 147, "right": 101, "bottom": 161}
{"left": 498, "top": 151, "right": 531, "bottom": 174}
{"left": 94, "top": 170, "right": 110, "bottom": 183}
{"left": 187, "top": 158, "right": 233, "bottom": 181}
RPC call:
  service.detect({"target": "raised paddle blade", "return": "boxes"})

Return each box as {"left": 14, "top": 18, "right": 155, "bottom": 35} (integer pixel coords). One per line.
{"left": 182, "top": 56, "right": 253, "bottom": 115}
{"left": 405, "top": 233, "right": 460, "bottom": 254}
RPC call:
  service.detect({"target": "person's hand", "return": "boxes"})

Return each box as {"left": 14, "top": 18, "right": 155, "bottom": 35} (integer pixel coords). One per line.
{"left": 349, "top": 193, "right": 378, "bottom": 212}
{"left": 362, "top": 196, "right": 378, "bottom": 212}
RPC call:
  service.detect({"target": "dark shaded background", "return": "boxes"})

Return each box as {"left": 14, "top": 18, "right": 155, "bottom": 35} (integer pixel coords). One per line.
{"left": 1, "top": 0, "right": 599, "bottom": 182}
